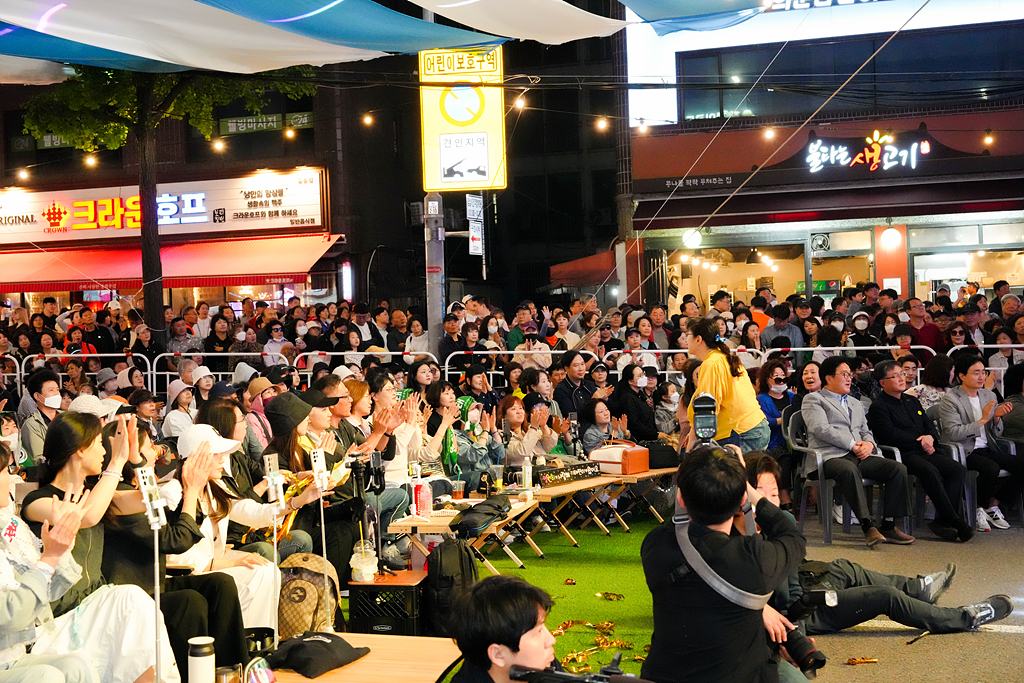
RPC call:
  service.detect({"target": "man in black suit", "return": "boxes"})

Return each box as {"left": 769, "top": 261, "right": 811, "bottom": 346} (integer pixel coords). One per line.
{"left": 867, "top": 360, "right": 973, "bottom": 543}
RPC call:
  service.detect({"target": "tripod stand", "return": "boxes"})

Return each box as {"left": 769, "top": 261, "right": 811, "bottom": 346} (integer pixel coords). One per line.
{"left": 349, "top": 455, "right": 394, "bottom": 577}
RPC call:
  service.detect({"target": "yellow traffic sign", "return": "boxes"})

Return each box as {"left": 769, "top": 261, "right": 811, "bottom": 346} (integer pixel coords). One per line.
{"left": 419, "top": 46, "right": 506, "bottom": 192}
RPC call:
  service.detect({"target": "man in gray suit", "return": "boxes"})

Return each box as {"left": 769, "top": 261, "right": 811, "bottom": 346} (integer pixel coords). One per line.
{"left": 937, "top": 353, "right": 1024, "bottom": 532}
{"left": 802, "top": 356, "right": 915, "bottom": 547}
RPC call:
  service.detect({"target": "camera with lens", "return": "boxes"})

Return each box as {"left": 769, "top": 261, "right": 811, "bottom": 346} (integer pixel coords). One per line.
{"left": 691, "top": 393, "right": 718, "bottom": 445}
{"left": 781, "top": 589, "right": 836, "bottom": 680}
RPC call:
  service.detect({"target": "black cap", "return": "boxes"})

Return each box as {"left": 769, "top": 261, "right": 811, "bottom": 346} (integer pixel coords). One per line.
{"left": 263, "top": 365, "right": 290, "bottom": 385}
{"left": 443, "top": 313, "right": 459, "bottom": 323}
{"left": 522, "top": 391, "right": 549, "bottom": 414}
{"left": 961, "top": 303, "right": 981, "bottom": 314}
{"left": 312, "top": 362, "right": 331, "bottom": 376}
{"left": 209, "top": 381, "right": 237, "bottom": 400}
{"left": 265, "top": 392, "right": 313, "bottom": 436}
{"left": 590, "top": 362, "right": 609, "bottom": 374}
{"left": 794, "top": 299, "right": 811, "bottom": 309}
{"left": 299, "top": 388, "right": 339, "bottom": 409}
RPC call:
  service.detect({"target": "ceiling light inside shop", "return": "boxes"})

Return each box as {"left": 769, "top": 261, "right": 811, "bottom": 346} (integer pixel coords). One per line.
{"left": 17, "top": 170, "right": 27, "bottom": 180}
{"left": 596, "top": 118, "right": 609, "bottom": 131}
{"left": 710, "top": 264, "right": 718, "bottom": 271}
{"left": 771, "top": 265, "right": 779, "bottom": 272}
{"left": 702, "top": 261, "right": 710, "bottom": 269}
{"left": 977, "top": 250, "right": 986, "bottom": 257}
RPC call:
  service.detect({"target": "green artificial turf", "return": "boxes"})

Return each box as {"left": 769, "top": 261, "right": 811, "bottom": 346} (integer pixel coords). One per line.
{"left": 473, "top": 516, "right": 661, "bottom": 677}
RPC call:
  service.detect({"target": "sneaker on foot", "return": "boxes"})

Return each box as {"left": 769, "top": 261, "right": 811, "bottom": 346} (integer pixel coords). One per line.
{"left": 916, "top": 563, "right": 957, "bottom": 604}
{"left": 957, "top": 522, "right": 975, "bottom": 542}
{"left": 985, "top": 506, "right": 1010, "bottom": 530}
{"left": 964, "top": 595, "right": 1014, "bottom": 629}
{"left": 881, "top": 527, "right": 915, "bottom": 545}
{"left": 976, "top": 507, "right": 992, "bottom": 532}
{"left": 832, "top": 505, "right": 844, "bottom": 524}
{"left": 864, "top": 527, "right": 884, "bottom": 548}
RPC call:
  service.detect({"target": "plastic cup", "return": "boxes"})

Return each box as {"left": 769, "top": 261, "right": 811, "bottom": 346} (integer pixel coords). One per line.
{"left": 489, "top": 465, "right": 505, "bottom": 490}
{"left": 452, "top": 480, "right": 466, "bottom": 499}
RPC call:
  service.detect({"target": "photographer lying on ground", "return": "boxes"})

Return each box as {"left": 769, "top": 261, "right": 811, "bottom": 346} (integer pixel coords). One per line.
{"left": 641, "top": 444, "right": 805, "bottom": 683}
{"left": 746, "top": 453, "right": 1013, "bottom": 637}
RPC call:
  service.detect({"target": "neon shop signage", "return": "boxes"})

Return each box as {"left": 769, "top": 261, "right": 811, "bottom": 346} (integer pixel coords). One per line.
{"left": 806, "top": 130, "right": 930, "bottom": 174}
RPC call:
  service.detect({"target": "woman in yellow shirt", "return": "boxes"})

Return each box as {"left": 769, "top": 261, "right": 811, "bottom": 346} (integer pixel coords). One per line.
{"left": 685, "top": 317, "right": 769, "bottom": 452}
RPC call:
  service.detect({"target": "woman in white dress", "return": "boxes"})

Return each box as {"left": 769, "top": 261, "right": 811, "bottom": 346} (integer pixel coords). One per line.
{"left": 161, "top": 380, "right": 195, "bottom": 439}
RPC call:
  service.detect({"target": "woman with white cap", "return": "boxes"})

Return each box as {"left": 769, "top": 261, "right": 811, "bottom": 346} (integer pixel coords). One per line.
{"left": 161, "top": 423, "right": 324, "bottom": 629}
{"left": 190, "top": 366, "right": 215, "bottom": 412}
{"left": 162, "top": 380, "right": 196, "bottom": 439}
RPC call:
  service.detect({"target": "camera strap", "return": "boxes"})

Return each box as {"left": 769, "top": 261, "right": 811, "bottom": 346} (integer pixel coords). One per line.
{"left": 668, "top": 501, "right": 771, "bottom": 611}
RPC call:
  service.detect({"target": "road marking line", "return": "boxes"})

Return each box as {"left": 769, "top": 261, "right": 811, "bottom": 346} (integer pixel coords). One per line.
{"left": 851, "top": 619, "right": 1024, "bottom": 634}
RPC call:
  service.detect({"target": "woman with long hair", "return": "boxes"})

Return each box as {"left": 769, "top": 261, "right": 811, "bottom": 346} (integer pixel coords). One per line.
{"left": 63, "top": 357, "right": 88, "bottom": 396}
{"left": 877, "top": 312, "right": 902, "bottom": 346}
{"left": 685, "top": 317, "right": 769, "bottom": 451}
{"left": 755, "top": 358, "right": 796, "bottom": 505}
{"left": 905, "top": 353, "right": 955, "bottom": 410}
{"left": 404, "top": 316, "right": 432, "bottom": 365}
{"left": 578, "top": 397, "right": 627, "bottom": 456}
{"left": 738, "top": 321, "right": 763, "bottom": 368}
{"left": 343, "top": 329, "right": 366, "bottom": 366}
{"left": 424, "top": 380, "right": 502, "bottom": 489}
{"left": 228, "top": 324, "right": 264, "bottom": 371}
{"left": 21, "top": 413, "right": 179, "bottom": 683}
{"left": 407, "top": 359, "right": 435, "bottom": 397}
{"left": 500, "top": 361, "right": 524, "bottom": 399}
{"left": 790, "top": 360, "right": 821, "bottom": 413}
{"left": 203, "top": 314, "right": 234, "bottom": 372}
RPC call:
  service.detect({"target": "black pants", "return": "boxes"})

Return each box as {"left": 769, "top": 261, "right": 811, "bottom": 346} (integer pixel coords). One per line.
{"left": 968, "top": 447, "right": 1024, "bottom": 508}
{"left": 163, "top": 573, "right": 248, "bottom": 682}
{"left": 807, "top": 559, "right": 970, "bottom": 634}
{"left": 819, "top": 453, "right": 910, "bottom": 525}
{"left": 899, "top": 449, "right": 967, "bottom": 526}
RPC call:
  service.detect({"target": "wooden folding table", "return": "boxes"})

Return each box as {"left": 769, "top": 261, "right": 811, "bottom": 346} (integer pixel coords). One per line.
{"left": 528, "top": 476, "right": 620, "bottom": 547}
{"left": 274, "top": 632, "right": 460, "bottom": 683}
{"left": 580, "top": 467, "right": 677, "bottom": 532}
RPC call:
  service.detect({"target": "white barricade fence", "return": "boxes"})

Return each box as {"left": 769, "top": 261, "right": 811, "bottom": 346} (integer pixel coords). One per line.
{"left": 20, "top": 352, "right": 152, "bottom": 394}
{"left": 150, "top": 352, "right": 286, "bottom": 393}
{"left": 601, "top": 347, "right": 765, "bottom": 379}
{"left": 443, "top": 349, "right": 599, "bottom": 390}
{"left": 0, "top": 354, "right": 22, "bottom": 405}
{"left": 946, "top": 343, "right": 1024, "bottom": 392}
{"left": 293, "top": 350, "right": 441, "bottom": 387}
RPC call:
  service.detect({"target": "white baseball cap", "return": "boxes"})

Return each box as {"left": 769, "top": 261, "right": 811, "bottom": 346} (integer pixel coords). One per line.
{"left": 177, "top": 423, "right": 240, "bottom": 459}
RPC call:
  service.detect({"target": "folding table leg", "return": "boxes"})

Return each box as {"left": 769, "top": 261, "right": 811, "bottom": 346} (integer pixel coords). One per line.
{"left": 528, "top": 499, "right": 579, "bottom": 547}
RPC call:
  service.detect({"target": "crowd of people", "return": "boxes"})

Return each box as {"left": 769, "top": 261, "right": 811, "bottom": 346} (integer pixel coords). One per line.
{"left": 0, "top": 278, "right": 1021, "bottom": 683}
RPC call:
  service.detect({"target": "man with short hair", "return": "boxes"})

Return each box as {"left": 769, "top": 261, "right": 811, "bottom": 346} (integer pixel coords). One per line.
{"left": 706, "top": 291, "right": 731, "bottom": 318}
{"left": 755, "top": 286, "right": 776, "bottom": 306}
{"left": 1001, "top": 294, "right": 1020, "bottom": 319}
{"left": 21, "top": 369, "right": 61, "bottom": 471}
{"left": 649, "top": 304, "right": 672, "bottom": 349}
{"left": 166, "top": 318, "right": 203, "bottom": 371}
{"left": 863, "top": 282, "right": 880, "bottom": 306}
{"left": 905, "top": 297, "right": 943, "bottom": 360}
{"left": 368, "top": 306, "right": 390, "bottom": 350}
{"left": 351, "top": 303, "right": 373, "bottom": 342}
{"left": 844, "top": 287, "right": 865, "bottom": 319}
{"left": 831, "top": 296, "right": 849, "bottom": 317}
{"left": 760, "top": 303, "right": 803, "bottom": 349}
{"left": 450, "top": 576, "right": 557, "bottom": 683}
{"left": 867, "top": 359, "right": 972, "bottom": 542}
{"left": 682, "top": 300, "right": 700, "bottom": 318}
{"left": 961, "top": 303, "right": 990, "bottom": 346}
{"left": 438, "top": 314, "right": 463, "bottom": 377}
{"left": 388, "top": 309, "right": 409, "bottom": 352}
{"left": 801, "top": 356, "right": 915, "bottom": 547}
{"left": 239, "top": 297, "right": 255, "bottom": 326}
{"left": 40, "top": 296, "right": 59, "bottom": 329}
{"left": 553, "top": 350, "right": 612, "bottom": 417}
{"left": 506, "top": 304, "right": 533, "bottom": 351}
{"left": 640, "top": 445, "right": 805, "bottom": 683}
{"left": 80, "top": 307, "right": 116, "bottom": 364}
{"left": 990, "top": 280, "right": 1010, "bottom": 318}
{"left": 878, "top": 289, "right": 898, "bottom": 316}
{"left": 750, "top": 296, "right": 771, "bottom": 331}
{"left": 607, "top": 309, "right": 625, "bottom": 340}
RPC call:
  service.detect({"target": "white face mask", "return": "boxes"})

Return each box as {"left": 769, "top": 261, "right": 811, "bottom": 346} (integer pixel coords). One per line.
{"left": 769, "top": 382, "right": 788, "bottom": 395}
{"left": 487, "top": 325, "right": 498, "bottom": 335}
{"left": 898, "top": 312, "right": 911, "bottom": 323}
{"left": 43, "top": 394, "right": 62, "bottom": 410}
{"left": 0, "top": 433, "right": 17, "bottom": 453}
{"left": 668, "top": 393, "right": 679, "bottom": 405}
{"left": 32, "top": 358, "right": 45, "bottom": 368}
{"left": 296, "top": 325, "right": 308, "bottom": 336}
{"left": 884, "top": 324, "right": 896, "bottom": 335}
{"left": 854, "top": 319, "right": 868, "bottom": 331}
{"left": 726, "top": 322, "right": 735, "bottom": 333}
{"left": 636, "top": 376, "right": 649, "bottom": 389}
{"left": 831, "top": 321, "right": 845, "bottom": 332}
{"left": 236, "top": 331, "right": 247, "bottom": 342}
{"left": 467, "top": 408, "right": 481, "bottom": 425}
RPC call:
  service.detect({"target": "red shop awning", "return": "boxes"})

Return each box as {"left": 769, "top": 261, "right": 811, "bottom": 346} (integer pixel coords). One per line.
{"left": 0, "top": 233, "right": 339, "bottom": 292}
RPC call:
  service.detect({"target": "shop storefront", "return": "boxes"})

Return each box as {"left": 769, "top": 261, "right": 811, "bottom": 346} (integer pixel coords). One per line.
{"left": 629, "top": 111, "right": 1024, "bottom": 305}
{"left": 0, "top": 167, "right": 339, "bottom": 310}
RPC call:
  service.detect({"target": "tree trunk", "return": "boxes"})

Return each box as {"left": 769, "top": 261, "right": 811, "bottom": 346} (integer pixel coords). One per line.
{"left": 135, "top": 74, "right": 165, "bottom": 343}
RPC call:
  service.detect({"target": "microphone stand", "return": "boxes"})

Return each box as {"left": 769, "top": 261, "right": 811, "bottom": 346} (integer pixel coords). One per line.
{"left": 310, "top": 450, "right": 333, "bottom": 632}
{"left": 139, "top": 467, "right": 167, "bottom": 683}
{"left": 264, "top": 456, "right": 286, "bottom": 650}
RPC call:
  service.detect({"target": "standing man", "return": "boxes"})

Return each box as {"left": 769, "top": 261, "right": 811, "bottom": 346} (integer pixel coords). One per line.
{"left": 368, "top": 306, "right": 390, "bottom": 349}
{"left": 961, "top": 304, "right": 991, "bottom": 347}
{"left": 760, "top": 303, "right": 803, "bottom": 350}
{"left": 867, "top": 360, "right": 972, "bottom": 542}
{"left": 505, "top": 304, "right": 533, "bottom": 352}
{"left": 21, "top": 369, "right": 62, "bottom": 472}
{"left": 749, "top": 296, "right": 771, "bottom": 331}
{"left": 239, "top": 298, "right": 256, "bottom": 327}
{"left": 388, "top": 309, "right": 409, "bottom": 352}
{"left": 990, "top": 280, "right": 1010, "bottom": 318}
{"left": 351, "top": 303, "right": 373, "bottom": 341}
{"left": 438, "top": 313, "right": 464, "bottom": 377}
{"left": 862, "top": 282, "right": 880, "bottom": 307}
{"left": 878, "top": 289, "right": 898, "bottom": 317}
{"left": 755, "top": 286, "right": 777, "bottom": 307}
{"left": 649, "top": 304, "right": 672, "bottom": 349}
{"left": 80, "top": 307, "right": 115, "bottom": 365}
{"left": 906, "top": 297, "right": 944, "bottom": 360}
{"left": 801, "top": 356, "right": 915, "bottom": 547}
{"left": 706, "top": 291, "right": 731, "bottom": 319}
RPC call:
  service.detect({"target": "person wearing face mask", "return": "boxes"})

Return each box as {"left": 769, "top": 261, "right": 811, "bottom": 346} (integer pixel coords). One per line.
{"left": 0, "top": 413, "right": 27, "bottom": 471}
{"left": 811, "top": 324, "right": 844, "bottom": 364}
{"left": 610, "top": 364, "right": 662, "bottom": 443}
{"left": 755, "top": 359, "right": 796, "bottom": 508}
{"left": 228, "top": 325, "right": 264, "bottom": 371}
{"left": 876, "top": 312, "right": 902, "bottom": 346}
{"left": 652, "top": 382, "right": 680, "bottom": 438}
{"left": 21, "top": 369, "right": 63, "bottom": 475}
{"left": 849, "top": 311, "right": 876, "bottom": 354}
{"left": 261, "top": 320, "right": 289, "bottom": 367}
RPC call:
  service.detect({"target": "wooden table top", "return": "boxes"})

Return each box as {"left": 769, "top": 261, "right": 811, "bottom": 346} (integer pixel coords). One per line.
{"left": 616, "top": 467, "right": 678, "bottom": 484}
{"left": 532, "top": 476, "right": 619, "bottom": 501}
{"left": 272, "top": 632, "right": 461, "bottom": 683}
{"left": 387, "top": 499, "right": 533, "bottom": 535}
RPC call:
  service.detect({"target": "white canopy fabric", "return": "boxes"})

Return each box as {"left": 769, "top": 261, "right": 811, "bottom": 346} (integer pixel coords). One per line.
{"left": 0, "top": 54, "right": 67, "bottom": 84}
{"left": 0, "top": 0, "right": 387, "bottom": 73}
{"left": 405, "top": 0, "right": 627, "bottom": 44}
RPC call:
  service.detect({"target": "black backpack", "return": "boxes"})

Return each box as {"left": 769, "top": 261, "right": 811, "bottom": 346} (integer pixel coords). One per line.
{"left": 452, "top": 494, "right": 511, "bottom": 538}
{"left": 425, "top": 537, "right": 479, "bottom": 636}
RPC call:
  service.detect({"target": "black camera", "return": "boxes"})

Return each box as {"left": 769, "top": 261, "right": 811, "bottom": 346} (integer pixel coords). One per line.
{"left": 691, "top": 393, "right": 718, "bottom": 444}
{"left": 783, "top": 589, "right": 836, "bottom": 680}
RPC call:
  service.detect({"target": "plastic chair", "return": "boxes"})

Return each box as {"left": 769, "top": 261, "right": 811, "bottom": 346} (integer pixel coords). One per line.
{"left": 927, "top": 404, "right": 983, "bottom": 527}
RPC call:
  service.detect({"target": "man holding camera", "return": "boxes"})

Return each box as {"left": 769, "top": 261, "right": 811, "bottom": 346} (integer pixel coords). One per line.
{"left": 641, "top": 446, "right": 805, "bottom": 683}
{"left": 801, "top": 356, "right": 915, "bottom": 547}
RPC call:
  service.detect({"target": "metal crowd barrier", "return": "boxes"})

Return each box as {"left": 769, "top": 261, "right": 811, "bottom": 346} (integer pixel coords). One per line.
{"left": 293, "top": 350, "right": 441, "bottom": 387}
{"left": 19, "top": 352, "right": 152, "bottom": 394}
{"left": 150, "top": 351, "right": 285, "bottom": 393}
{"left": 946, "top": 343, "right": 1024, "bottom": 393}
{"left": 443, "top": 349, "right": 599, "bottom": 390}
{"left": 0, "top": 354, "right": 22, "bottom": 405}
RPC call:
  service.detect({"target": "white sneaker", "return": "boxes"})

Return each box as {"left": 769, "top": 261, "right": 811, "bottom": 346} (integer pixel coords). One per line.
{"left": 976, "top": 508, "right": 992, "bottom": 532}
{"left": 832, "top": 505, "right": 844, "bottom": 524}
{"left": 985, "top": 506, "right": 1011, "bottom": 530}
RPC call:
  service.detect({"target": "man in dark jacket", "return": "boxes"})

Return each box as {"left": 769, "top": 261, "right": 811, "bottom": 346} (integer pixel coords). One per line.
{"left": 866, "top": 360, "right": 973, "bottom": 542}
{"left": 641, "top": 446, "right": 805, "bottom": 683}
{"left": 552, "top": 350, "right": 612, "bottom": 418}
